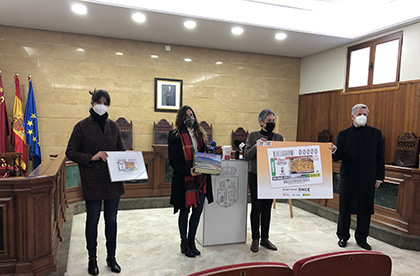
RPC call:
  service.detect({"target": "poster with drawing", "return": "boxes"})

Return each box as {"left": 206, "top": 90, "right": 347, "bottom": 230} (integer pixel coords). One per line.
{"left": 107, "top": 151, "right": 148, "bottom": 182}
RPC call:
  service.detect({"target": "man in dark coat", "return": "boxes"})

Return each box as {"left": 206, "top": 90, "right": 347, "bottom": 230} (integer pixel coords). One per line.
{"left": 331, "top": 103, "right": 385, "bottom": 250}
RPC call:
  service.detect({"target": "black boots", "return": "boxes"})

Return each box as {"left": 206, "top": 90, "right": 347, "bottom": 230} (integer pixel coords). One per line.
{"left": 106, "top": 257, "right": 121, "bottom": 273}
{"left": 88, "top": 260, "right": 99, "bottom": 275}
{"left": 188, "top": 237, "right": 201, "bottom": 256}
{"left": 181, "top": 239, "right": 196, "bottom": 257}
{"left": 88, "top": 257, "right": 121, "bottom": 274}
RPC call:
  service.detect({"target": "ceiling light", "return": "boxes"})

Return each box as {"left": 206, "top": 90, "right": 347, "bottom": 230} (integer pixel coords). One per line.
{"left": 151, "top": 55, "right": 158, "bottom": 58}
{"left": 71, "top": 4, "right": 87, "bottom": 15}
{"left": 275, "top": 32, "right": 287, "bottom": 40}
{"left": 184, "top": 20, "right": 197, "bottom": 29}
{"left": 76, "top": 48, "right": 85, "bottom": 52}
{"left": 215, "top": 61, "right": 223, "bottom": 65}
{"left": 116, "top": 52, "right": 124, "bottom": 55}
{"left": 184, "top": 58, "right": 192, "bottom": 62}
{"left": 231, "top": 27, "right": 244, "bottom": 35}
{"left": 132, "top": 12, "right": 146, "bottom": 23}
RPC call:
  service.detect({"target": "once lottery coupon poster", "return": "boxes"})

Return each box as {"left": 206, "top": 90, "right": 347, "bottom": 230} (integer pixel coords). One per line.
{"left": 267, "top": 145, "right": 323, "bottom": 188}
{"left": 257, "top": 141, "right": 333, "bottom": 199}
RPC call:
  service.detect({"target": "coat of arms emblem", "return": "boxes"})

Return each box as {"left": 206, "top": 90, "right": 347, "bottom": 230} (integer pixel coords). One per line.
{"left": 215, "top": 165, "right": 239, "bottom": 208}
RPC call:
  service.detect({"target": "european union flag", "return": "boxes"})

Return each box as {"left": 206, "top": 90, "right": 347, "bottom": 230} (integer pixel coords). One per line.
{"left": 24, "top": 80, "right": 41, "bottom": 169}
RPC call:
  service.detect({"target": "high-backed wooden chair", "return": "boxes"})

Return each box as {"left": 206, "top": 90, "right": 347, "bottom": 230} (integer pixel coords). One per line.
{"left": 188, "top": 262, "right": 293, "bottom": 276}
{"left": 292, "top": 251, "right": 392, "bottom": 276}
{"left": 200, "top": 121, "right": 213, "bottom": 144}
{"left": 317, "top": 129, "right": 331, "bottom": 142}
{"left": 153, "top": 119, "right": 173, "bottom": 144}
{"left": 393, "top": 131, "right": 420, "bottom": 167}
{"left": 231, "top": 127, "right": 249, "bottom": 150}
{"left": 115, "top": 117, "right": 133, "bottom": 150}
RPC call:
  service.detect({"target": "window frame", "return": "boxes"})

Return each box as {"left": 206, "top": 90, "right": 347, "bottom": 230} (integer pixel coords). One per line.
{"left": 345, "top": 31, "right": 403, "bottom": 92}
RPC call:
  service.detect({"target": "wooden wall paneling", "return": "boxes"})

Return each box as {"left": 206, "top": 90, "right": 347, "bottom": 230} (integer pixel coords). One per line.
{"left": 338, "top": 92, "right": 359, "bottom": 134}
{"left": 413, "top": 83, "right": 420, "bottom": 136}
{"left": 328, "top": 90, "right": 342, "bottom": 143}
{"left": 315, "top": 92, "right": 332, "bottom": 141}
{"left": 298, "top": 81, "right": 420, "bottom": 163}
{"left": 296, "top": 94, "right": 310, "bottom": 141}
{"left": 404, "top": 83, "right": 415, "bottom": 132}
{"left": 297, "top": 91, "right": 332, "bottom": 142}
{"left": 373, "top": 90, "right": 393, "bottom": 164}
{"left": 65, "top": 187, "right": 83, "bottom": 203}
{"left": 151, "top": 145, "right": 171, "bottom": 197}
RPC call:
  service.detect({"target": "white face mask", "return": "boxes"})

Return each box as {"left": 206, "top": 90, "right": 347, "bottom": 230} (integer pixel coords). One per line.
{"left": 354, "top": 115, "right": 367, "bottom": 127}
{"left": 93, "top": 104, "right": 108, "bottom": 116}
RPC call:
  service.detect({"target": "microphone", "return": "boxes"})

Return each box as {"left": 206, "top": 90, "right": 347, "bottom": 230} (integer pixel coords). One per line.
{"left": 233, "top": 140, "right": 245, "bottom": 159}
{"left": 208, "top": 141, "right": 216, "bottom": 153}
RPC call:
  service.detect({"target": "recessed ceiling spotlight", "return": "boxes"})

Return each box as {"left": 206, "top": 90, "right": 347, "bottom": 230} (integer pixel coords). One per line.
{"left": 231, "top": 27, "right": 244, "bottom": 35}
{"left": 215, "top": 61, "right": 223, "bottom": 65}
{"left": 116, "top": 52, "right": 124, "bottom": 56}
{"left": 184, "top": 58, "right": 192, "bottom": 62}
{"left": 132, "top": 12, "right": 146, "bottom": 23}
{"left": 151, "top": 55, "right": 158, "bottom": 58}
{"left": 76, "top": 48, "right": 85, "bottom": 52}
{"left": 71, "top": 4, "right": 87, "bottom": 15}
{"left": 184, "top": 20, "right": 197, "bottom": 29}
{"left": 275, "top": 33, "right": 287, "bottom": 40}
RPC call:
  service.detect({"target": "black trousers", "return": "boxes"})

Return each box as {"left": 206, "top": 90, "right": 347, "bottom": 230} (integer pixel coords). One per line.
{"left": 249, "top": 172, "right": 273, "bottom": 240}
{"left": 85, "top": 197, "right": 120, "bottom": 261}
{"left": 178, "top": 193, "right": 205, "bottom": 240}
{"left": 337, "top": 212, "right": 371, "bottom": 243}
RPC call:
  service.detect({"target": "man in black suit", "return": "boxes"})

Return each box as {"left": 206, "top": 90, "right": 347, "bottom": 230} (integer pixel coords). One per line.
{"left": 330, "top": 104, "right": 385, "bottom": 250}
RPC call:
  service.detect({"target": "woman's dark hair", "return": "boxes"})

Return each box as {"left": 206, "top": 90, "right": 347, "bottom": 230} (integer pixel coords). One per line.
{"left": 89, "top": 89, "right": 111, "bottom": 106}
{"left": 174, "top": 105, "right": 206, "bottom": 138}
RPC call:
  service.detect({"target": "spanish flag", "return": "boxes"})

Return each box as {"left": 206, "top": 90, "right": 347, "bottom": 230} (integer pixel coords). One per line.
{"left": 11, "top": 75, "right": 26, "bottom": 173}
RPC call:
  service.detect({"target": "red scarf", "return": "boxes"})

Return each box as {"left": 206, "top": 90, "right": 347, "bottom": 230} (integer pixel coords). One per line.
{"left": 180, "top": 130, "right": 207, "bottom": 208}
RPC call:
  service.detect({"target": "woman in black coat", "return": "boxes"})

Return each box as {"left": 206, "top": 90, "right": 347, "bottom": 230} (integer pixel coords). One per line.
{"left": 66, "top": 90, "right": 124, "bottom": 275}
{"left": 168, "top": 105, "right": 213, "bottom": 258}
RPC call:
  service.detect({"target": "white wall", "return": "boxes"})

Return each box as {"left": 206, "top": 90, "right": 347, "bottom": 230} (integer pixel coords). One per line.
{"left": 400, "top": 22, "right": 420, "bottom": 82}
{"left": 300, "top": 21, "right": 420, "bottom": 94}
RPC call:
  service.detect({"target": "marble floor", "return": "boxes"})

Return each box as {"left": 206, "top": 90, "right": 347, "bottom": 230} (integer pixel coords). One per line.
{"left": 64, "top": 202, "right": 420, "bottom": 276}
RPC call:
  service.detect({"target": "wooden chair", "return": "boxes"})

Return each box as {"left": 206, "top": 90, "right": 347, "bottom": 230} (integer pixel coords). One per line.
{"left": 317, "top": 129, "right": 331, "bottom": 142}
{"left": 292, "top": 251, "right": 392, "bottom": 276}
{"left": 115, "top": 117, "right": 133, "bottom": 150}
{"left": 188, "top": 262, "right": 293, "bottom": 276}
{"left": 393, "top": 132, "right": 420, "bottom": 168}
{"left": 231, "top": 127, "right": 248, "bottom": 150}
{"left": 153, "top": 119, "right": 173, "bottom": 144}
{"left": 200, "top": 121, "right": 213, "bottom": 144}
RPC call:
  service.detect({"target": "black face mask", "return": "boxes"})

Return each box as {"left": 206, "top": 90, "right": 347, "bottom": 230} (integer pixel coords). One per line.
{"left": 265, "top": 122, "right": 275, "bottom": 133}
{"left": 184, "top": 116, "right": 195, "bottom": 128}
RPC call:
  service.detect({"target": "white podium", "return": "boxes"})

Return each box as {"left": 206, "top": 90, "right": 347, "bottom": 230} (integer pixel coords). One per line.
{"left": 196, "top": 159, "right": 248, "bottom": 246}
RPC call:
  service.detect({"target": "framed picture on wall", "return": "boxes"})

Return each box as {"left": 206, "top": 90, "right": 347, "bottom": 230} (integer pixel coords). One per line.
{"left": 154, "top": 78, "right": 183, "bottom": 112}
